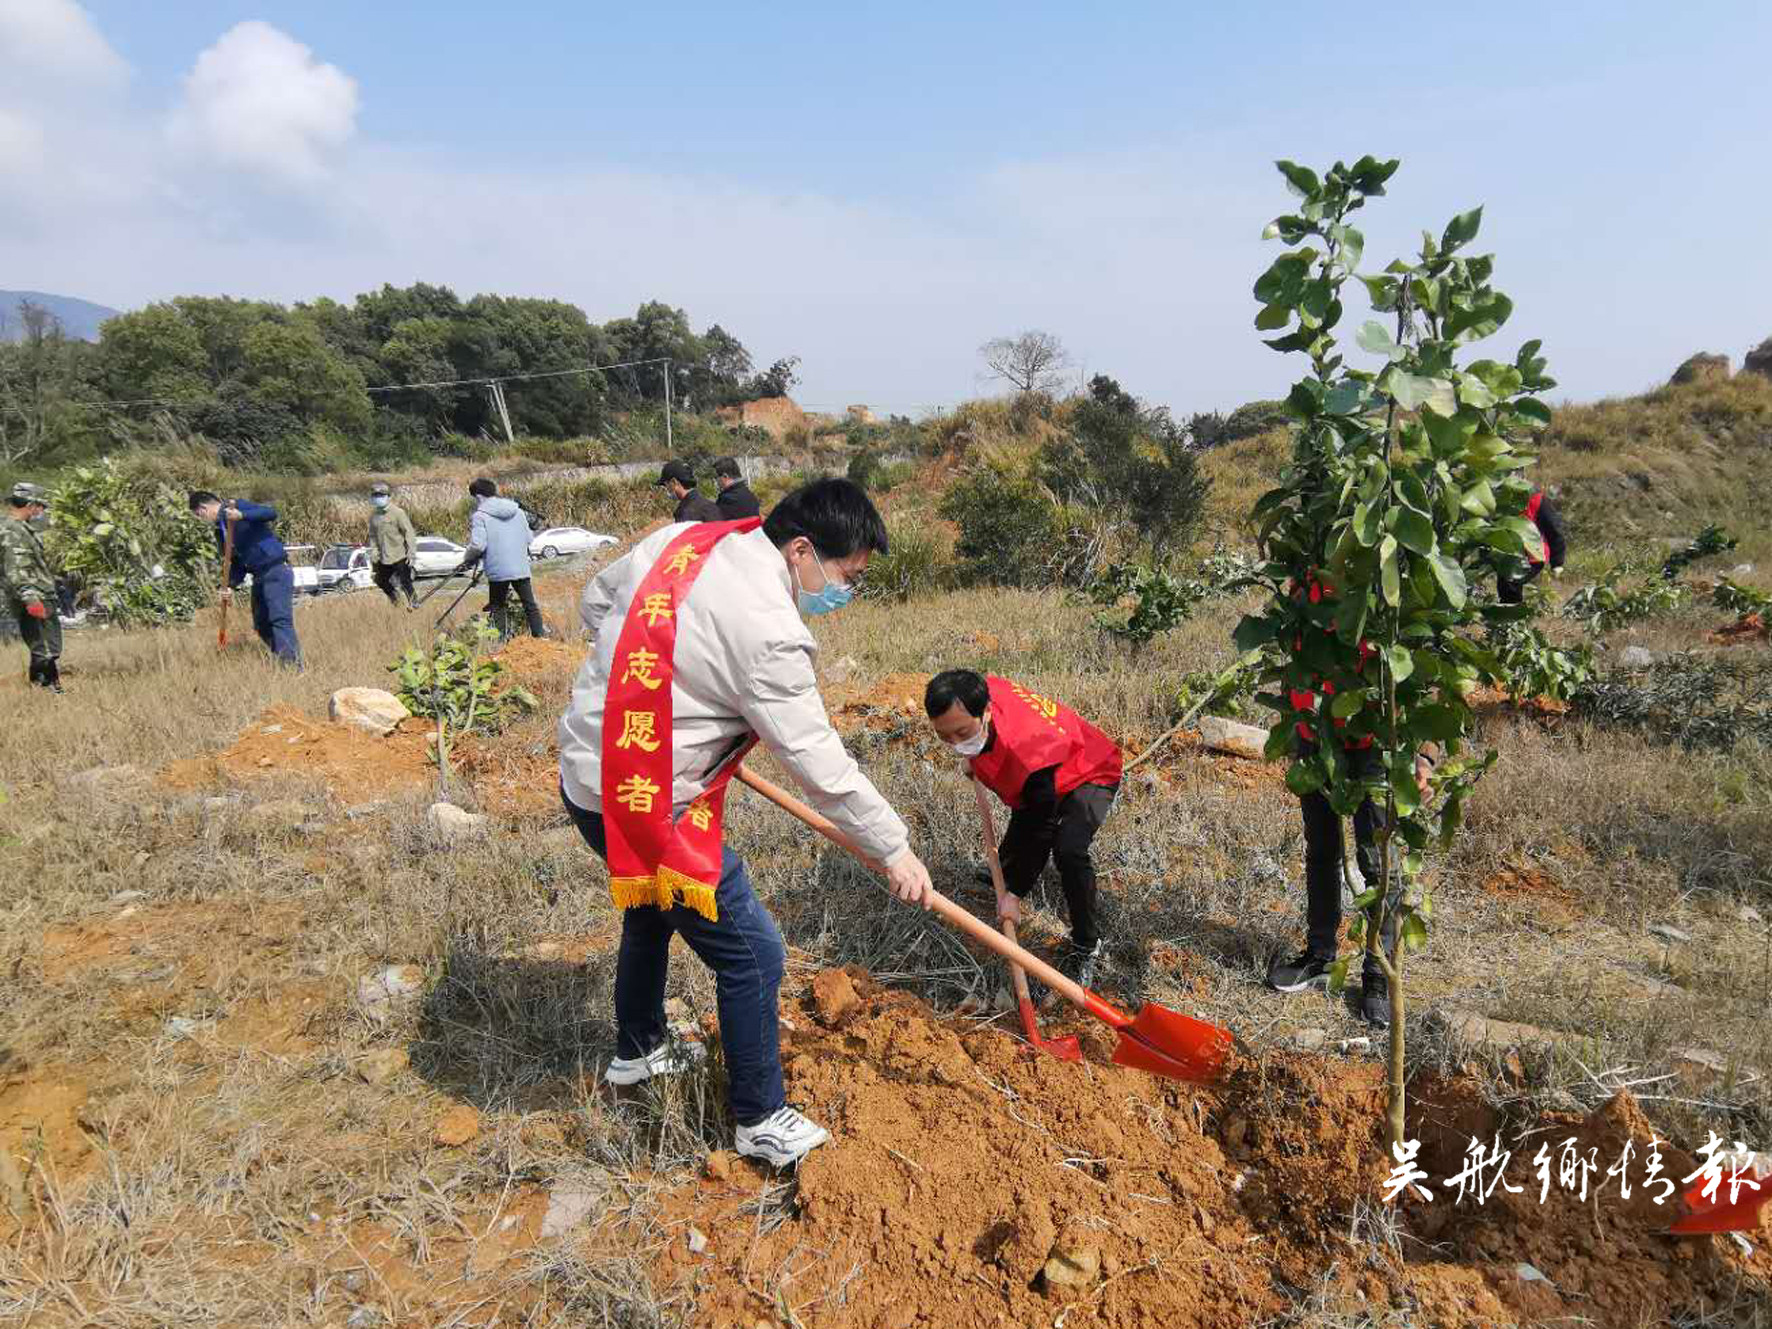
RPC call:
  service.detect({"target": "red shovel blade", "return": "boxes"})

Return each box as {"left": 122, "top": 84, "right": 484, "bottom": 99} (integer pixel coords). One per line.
{"left": 1017, "top": 995, "right": 1082, "bottom": 1062}
{"left": 1669, "top": 1177, "right": 1772, "bottom": 1235}
{"left": 1099, "top": 998, "right": 1233, "bottom": 1084}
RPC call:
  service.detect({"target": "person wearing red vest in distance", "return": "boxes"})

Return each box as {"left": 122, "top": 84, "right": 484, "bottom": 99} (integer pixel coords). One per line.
{"left": 1266, "top": 569, "right": 1435, "bottom": 1027}
{"left": 924, "top": 669, "right": 1123, "bottom": 989}
{"left": 557, "top": 479, "right": 936, "bottom": 1168}
{"left": 1498, "top": 488, "right": 1568, "bottom": 604}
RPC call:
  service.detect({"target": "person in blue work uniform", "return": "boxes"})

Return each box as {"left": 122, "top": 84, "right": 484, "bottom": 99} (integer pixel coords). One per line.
{"left": 188, "top": 490, "right": 302, "bottom": 667}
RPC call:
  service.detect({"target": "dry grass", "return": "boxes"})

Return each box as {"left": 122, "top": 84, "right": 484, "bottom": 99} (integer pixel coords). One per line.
{"left": 2, "top": 445, "right": 1771, "bottom": 1323}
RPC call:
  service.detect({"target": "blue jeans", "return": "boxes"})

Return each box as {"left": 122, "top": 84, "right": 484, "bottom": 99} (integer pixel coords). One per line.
{"left": 562, "top": 790, "right": 786, "bottom": 1127}
{"left": 249, "top": 562, "right": 302, "bottom": 667}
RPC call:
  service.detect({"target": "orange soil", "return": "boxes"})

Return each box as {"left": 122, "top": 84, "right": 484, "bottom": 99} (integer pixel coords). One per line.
{"left": 1709, "top": 613, "right": 1769, "bottom": 645}
{"left": 160, "top": 703, "right": 436, "bottom": 798}
{"left": 1477, "top": 861, "right": 1582, "bottom": 926}
{"left": 648, "top": 968, "right": 1770, "bottom": 1329}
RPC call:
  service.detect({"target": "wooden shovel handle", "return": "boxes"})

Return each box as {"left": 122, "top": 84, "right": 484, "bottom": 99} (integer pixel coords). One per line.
{"left": 971, "top": 779, "right": 1033, "bottom": 1004}
{"left": 733, "top": 765, "right": 1095, "bottom": 1014}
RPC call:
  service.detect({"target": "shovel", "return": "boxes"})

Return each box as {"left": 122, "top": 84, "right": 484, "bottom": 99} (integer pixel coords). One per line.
{"left": 735, "top": 766, "right": 1232, "bottom": 1083}
{"left": 217, "top": 515, "right": 236, "bottom": 648}
{"left": 971, "top": 779, "right": 1081, "bottom": 1063}
{"left": 1669, "top": 1154, "right": 1772, "bottom": 1235}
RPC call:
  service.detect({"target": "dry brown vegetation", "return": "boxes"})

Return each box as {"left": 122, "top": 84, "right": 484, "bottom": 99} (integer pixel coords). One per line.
{"left": 2, "top": 377, "right": 1771, "bottom": 1327}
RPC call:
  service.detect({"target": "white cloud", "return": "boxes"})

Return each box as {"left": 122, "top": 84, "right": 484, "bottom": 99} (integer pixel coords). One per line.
{"left": 167, "top": 21, "right": 358, "bottom": 185}
{"left": 0, "top": 0, "right": 126, "bottom": 87}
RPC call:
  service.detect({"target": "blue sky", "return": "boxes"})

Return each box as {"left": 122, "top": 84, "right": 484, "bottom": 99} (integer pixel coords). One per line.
{"left": 6, "top": 1, "right": 1770, "bottom": 415}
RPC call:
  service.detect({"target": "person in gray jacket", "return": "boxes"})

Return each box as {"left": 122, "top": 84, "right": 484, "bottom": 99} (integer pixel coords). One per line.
{"left": 459, "top": 477, "right": 544, "bottom": 639}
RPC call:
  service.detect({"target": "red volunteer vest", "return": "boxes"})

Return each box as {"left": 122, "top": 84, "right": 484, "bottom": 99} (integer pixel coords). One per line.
{"left": 1524, "top": 492, "right": 1550, "bottom": 565}
{"left": 968, "top": 676, "right": 1122, "bottom": 809}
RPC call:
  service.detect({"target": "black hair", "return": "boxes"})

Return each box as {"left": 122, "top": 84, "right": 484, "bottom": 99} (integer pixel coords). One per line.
{"left": 8, "top": 497, "right": 28, "bottom": 509}
{"left": 713, "top": 456, "right": 741, "bottom": 479}
{"left": 762, "top": 478, "right": 888, "bottom": 559}
{"left": 925, "top": 668, "right": 990, "bottom": 719}
{"left": 469, "top": 477, "right": 497, "bottom": 498}
{"left": 188, "top": 490, "right": 219, "bottom": 512}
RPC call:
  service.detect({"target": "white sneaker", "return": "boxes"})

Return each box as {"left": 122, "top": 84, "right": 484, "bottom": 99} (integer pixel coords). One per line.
{"left": 603, "top": 1040, "right": 706, "bottom": 1087}
{"left": 735, "top": 1107, "right": 830, "bottom": 1167}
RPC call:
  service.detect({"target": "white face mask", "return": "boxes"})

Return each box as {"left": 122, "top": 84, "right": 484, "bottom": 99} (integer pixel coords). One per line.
{"left": 948, "top": 725, "right": 988, "bottom": 758}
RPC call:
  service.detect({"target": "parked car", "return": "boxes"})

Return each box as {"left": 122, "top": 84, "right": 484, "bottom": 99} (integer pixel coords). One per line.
{"left": 283, "top": 545, "right": 323, "bottom": 596}
{"left": 411, "top": 537, "right": 468, "bottom": 579}
{"left": 530, "top": 526, "right": 618, "bottom": 559}
{"left": 316, "top": 543, "right": 375, "bottom": 593}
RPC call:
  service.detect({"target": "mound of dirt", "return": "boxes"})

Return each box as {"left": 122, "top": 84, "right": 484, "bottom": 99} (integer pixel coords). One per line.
{"left": 494, "top": 634, "right": 583, "bottom": 687}
{"left": 160, "top": 704, "right": 436, "bottom": 799}
{"left": 656, "top": 969, "right": 1770, "bottom": 1328}
{"left": 831, "top": 672, "right": 930, "bottom": 736}
{"left": 1709, "top": 613, "right": 1769, "bottom": 645}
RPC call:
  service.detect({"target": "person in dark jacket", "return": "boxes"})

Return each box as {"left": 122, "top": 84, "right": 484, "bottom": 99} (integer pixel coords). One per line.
{"left": 189, "top": 490, "right": 301, "bottom": 667}
{"left": 459, "top": 477, "right": 545, "bottom": 639}
{"left": 713, "top": 456, "right": 761, "bottom": 520}
{"left": 658, "top": 460, "right": 722, "bottom": 523}
{"left": 1498, "top": 489, "right": 1568, "bottom": 604}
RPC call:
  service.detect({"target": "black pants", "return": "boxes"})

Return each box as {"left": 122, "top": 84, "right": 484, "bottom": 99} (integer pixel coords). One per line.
{"left": 998, "top": 782, "right": 1117, "bottom": 950}
{"left": 1497, "top": 561, "right": 1545, "bottom": 605}
{"left": 10, "top": 597, "right": 61, "bottom": 683}
{"left": 373, "top": 559, "right": 415, "bottom": 606}
{"left": 486, "top": 577, "right": 544, "bottom": 638}
{"left": 1298, "top": 743, "right": 1395, "bottom": 974}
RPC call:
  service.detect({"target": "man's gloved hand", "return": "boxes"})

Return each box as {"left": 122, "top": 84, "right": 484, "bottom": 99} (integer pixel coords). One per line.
{"left": 24, "top": 601, "right": 47, "bottom": 619}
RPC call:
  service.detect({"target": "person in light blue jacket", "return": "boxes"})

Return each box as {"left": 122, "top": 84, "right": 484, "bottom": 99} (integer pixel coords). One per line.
{"left": 459, "top": 477, "right": 543, "bottom": 638}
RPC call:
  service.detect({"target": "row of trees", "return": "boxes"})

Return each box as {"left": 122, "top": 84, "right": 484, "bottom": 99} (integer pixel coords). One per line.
{"left": 0, "top": 287, "right": 799, "bottom": 472}
{"left": 977, "top": 329, "right": 1287, "bottom": 453}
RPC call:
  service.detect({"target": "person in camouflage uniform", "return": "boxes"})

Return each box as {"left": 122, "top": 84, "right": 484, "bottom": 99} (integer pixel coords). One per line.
{"left": 1, "top": 481, "right": 62, "bottom": 691}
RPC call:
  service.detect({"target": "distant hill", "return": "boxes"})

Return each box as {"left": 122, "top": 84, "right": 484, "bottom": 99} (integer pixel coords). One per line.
{"left": 0, "top": 290, "right": 120, "bottom": 343}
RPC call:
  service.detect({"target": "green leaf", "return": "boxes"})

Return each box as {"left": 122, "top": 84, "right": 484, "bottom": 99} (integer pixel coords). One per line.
{"left": 1513, "top": 397, "right": 1553, "bottom": 427}
{"left": 1338, "top": 226, "right": 1364, "bottom": 271}
{"left": 1412, "top": 703, "right": 1466, "bottom": 743}
{"left": 1327, "top": 957, "right": 1350, "bottom": 994}
{"left": 1331, "top": 689, "right": 1366, "bottom": 719}
{"left": 1285, "top": 761, "right": 1325, "bottom": 796}
{"left": 1421, "top": 379, "right": 1460, "bottom": 417}
{"left": 1386, "top": 644, "right": 1415, "bottom": 683}
{"left": 1255, "top": 303, "right": 1291, "bottom": 331}
{"left": 1400, "top": 911, "right": 1429, "bottom": 950}
{"left": 1441, "top": 206, "right": 1483, "bottom": 252}
{"left": 1459, "top": 481, "right": 1496, "bottom": 516}
{"left": 1387, "top": 372, "right": 1433, "bottom": 411}
{"left": 1232, "top": 614, "right": 1277, "bottom": 652}
{"left": 1359, "top": 274, "right": 1399, "bottom": 310}
{"left": 1379, "top": 535, "right": 1401, "bottom": 607}
{"left": 1429, "top": 551, "right": 1468, "bottom": 608}
{"left": 1356, "top": 320, "right": 1400, "bottom": 358}
{"left": 1276, "top": 160, "right": 1322, "bottom": 199}
{"left": 1352, "top": 501, "right": 1380, "bottom": 547}
{"left": 1394, "top": 506, "right": 1436, "bottom": 556}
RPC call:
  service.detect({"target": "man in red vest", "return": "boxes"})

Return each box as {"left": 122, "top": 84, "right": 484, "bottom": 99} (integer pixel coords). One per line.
{"left": 924, "top": 669, "right": 1122, "bottom": 988}
{"left": 1499, "top": 488, "right": 1568, "bottom": 604}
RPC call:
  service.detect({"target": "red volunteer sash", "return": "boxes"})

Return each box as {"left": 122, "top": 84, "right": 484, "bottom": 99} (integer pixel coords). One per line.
{"left": 602, "top": 519, "right": 761, "bottom": 921}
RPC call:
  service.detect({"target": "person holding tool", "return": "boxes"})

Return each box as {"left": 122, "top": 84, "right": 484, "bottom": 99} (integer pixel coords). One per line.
{"left": 367, "top": 482, "right": 419, "bottom": 608}
{"left": 188, "top": 490, "right": 302, "bottom": 668}
{"left": 557, "top": 478, "right": 935, "bottom": 1167}
{"left": 458, "top": 477, "right": 544, "bottom": 639}
{"left": 923, "top": 669, "right": 1122, "bottom": 991}
{"left": 2, "top": 482, "right": 64, "bottom": 692}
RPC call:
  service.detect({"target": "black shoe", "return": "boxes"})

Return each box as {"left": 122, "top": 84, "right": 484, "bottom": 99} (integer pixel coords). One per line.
{"left": 1360, "top": 970, "right": 1391, "bottom": 1027}
{"left": 46, "top": 661, "right": 63, "bottom": 693}
{"left": 1267, "top": 950, "right": 1335, "bottom": 993}
{"left": 1060, "top": 940, "right": 1104, "bottom": 992}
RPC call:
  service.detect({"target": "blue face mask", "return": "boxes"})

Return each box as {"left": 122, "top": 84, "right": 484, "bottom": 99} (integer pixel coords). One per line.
{"left": 794, "top": 550, "right": 854, "bottom": 617}
{"left": 371, "top": 496, "right": 389, "bottom": 510}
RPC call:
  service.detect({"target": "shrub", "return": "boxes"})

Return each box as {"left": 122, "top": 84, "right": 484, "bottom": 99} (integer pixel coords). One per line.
{"left": 857, "top": 519, "right": 952, "bottom": 603}
{"left": 46, "top": 459, "right": 218, "bottom": 626}
{"left": 937, "top": 469, "right": 1104, "bottom": 588}
{"left": 1089, "top": 562, "right": 1205, "bottom": 651}
{"left": 391, "top": 620, "right": 539, "bottom": 775}
{"left": 1562, "top": 570, "right": 1689, "bottom": 635}
{"left": 1660, "top": 523, "right": 1737, "bottom": 580}
{"left": 1574, "top": 652, "right": 1772, "bottom": 750}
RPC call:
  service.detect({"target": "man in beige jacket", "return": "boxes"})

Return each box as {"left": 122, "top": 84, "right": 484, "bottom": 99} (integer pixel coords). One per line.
{"left": 367, "top": 482, "right": 419, "bottom": 607}
{"left": 559, "top": 478, "right": 933, "bottom": 1166}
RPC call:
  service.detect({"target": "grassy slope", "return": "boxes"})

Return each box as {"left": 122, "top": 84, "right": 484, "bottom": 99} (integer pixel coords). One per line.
{"left": 1, "top": 377, "right": 1770, "bottom": 1324}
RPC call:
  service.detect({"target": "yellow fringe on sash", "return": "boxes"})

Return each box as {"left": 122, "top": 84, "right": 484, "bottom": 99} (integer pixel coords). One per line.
{"left": 609, "top": 867, "right": 719, "bottom": 922}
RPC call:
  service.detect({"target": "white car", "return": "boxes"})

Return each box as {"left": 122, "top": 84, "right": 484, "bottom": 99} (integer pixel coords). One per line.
{"left": 316, "top": 544, "right": 375, "bottom": 593}
{"left": 412, "top": 537, "right": 468, "bottom": 579}
{"left": 530, "top": 526, "right": 618, "bottom": 559}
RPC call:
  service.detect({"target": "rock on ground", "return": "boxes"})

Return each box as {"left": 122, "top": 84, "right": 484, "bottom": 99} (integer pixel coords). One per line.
{"left": 427, "top": 802, "right": 490, "bottom": 843}
{"left": 434, "top": 1104, "right": 481, "bottom": 1146}
{"left": 356, "top": 1047, "right": 410, "bottom": 1085}
{"left": 358, "top": 965, "right": 425, "bottom": 1020}
{"left": 1441, "top": 1008, "right": 1560, "bottom": 1055}
{"left": 541, "top": 1184, "right": 602, "bottom": 1238}
{"left": 811, "top": 968, "right": 863, "bottom": 1028}
{"left": 1197, "top": 716, "right": 1269, "bottom": 761}
{"left": 1041, "top": 1244, "right": 1100, "bottom": 1296}
{"left": 244, "top": 799, "right": 313, "bottom": 833}
{"left": 329, "top": 687, "right": 411, "bottom": 736}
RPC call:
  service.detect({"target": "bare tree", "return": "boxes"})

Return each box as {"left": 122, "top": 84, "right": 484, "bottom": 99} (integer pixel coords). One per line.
{"left": 979, "top": 330, "right": 1070, "bottom": 395}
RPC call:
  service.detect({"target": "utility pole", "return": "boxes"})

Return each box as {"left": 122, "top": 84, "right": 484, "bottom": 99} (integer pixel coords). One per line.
{"left": 662, "top": 358, "right": 674, "bottom": 454}
{"left": 488, "top": 380, "right": 517, "bottom": 449}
